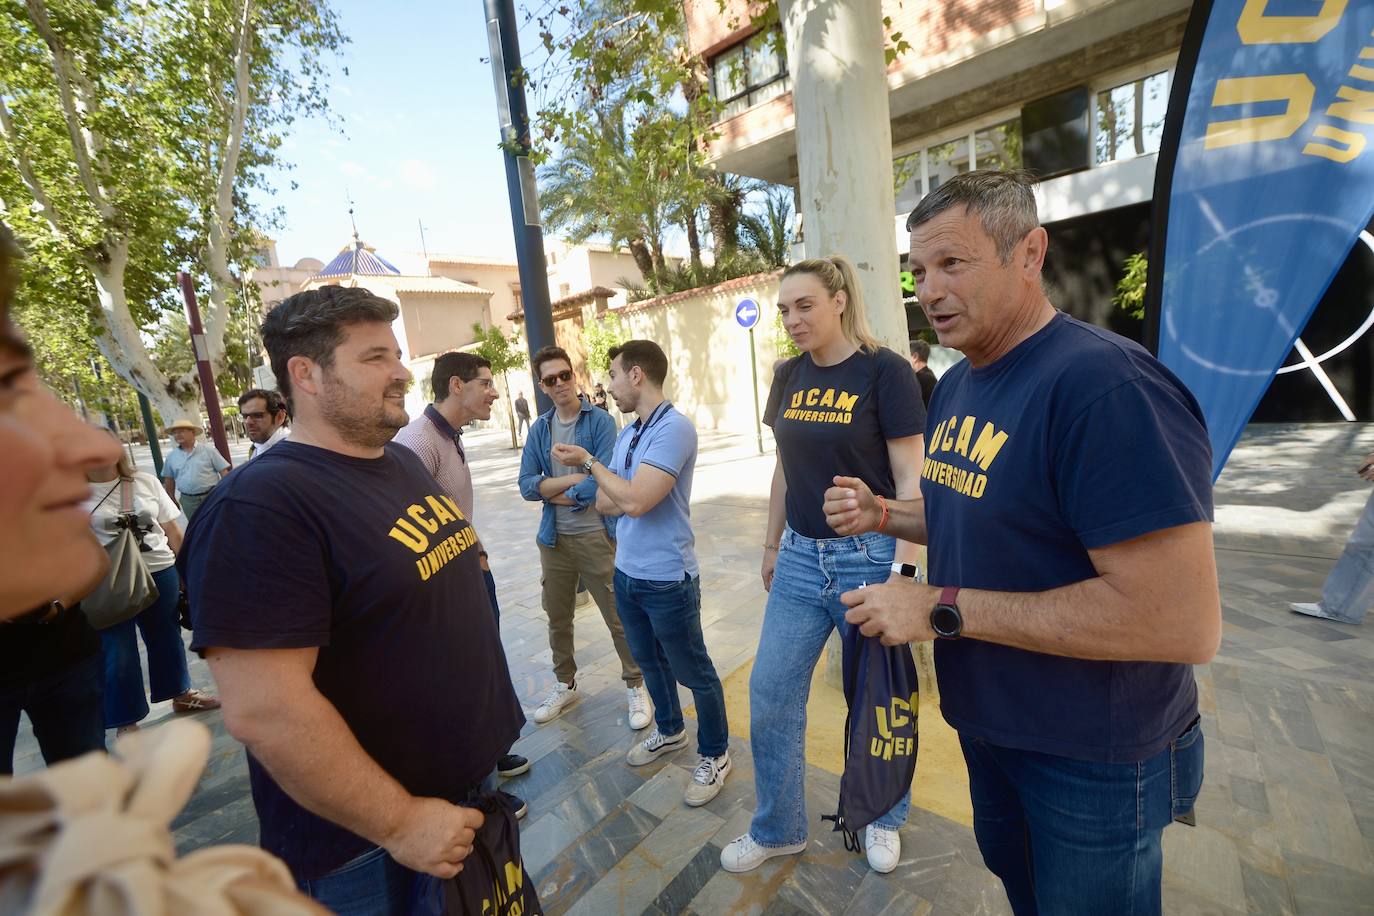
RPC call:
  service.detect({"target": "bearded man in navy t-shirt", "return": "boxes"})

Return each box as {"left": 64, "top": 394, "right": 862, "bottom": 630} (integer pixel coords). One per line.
{"left": 823, "top": 170, "right": 1219, "bottom": 916}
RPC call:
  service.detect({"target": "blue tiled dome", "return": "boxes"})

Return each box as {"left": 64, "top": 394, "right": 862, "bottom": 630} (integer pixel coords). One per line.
{"left": 313, "top": 239, "right": 401, "bottom": 278}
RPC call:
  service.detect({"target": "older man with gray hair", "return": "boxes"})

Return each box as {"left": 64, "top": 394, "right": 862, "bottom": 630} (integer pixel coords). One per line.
{"left": 823, "top": 169, "right": 1220, "bottom": 914}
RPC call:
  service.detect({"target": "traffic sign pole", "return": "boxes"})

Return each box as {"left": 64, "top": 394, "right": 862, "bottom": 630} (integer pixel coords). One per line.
{"left": 749, "top": 325, "right": 763, "bottom": 455}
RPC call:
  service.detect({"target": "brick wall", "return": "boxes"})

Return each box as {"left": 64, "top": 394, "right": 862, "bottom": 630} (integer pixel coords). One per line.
{"left": 885, "top": 0, "right": 1037, "bottom": 65}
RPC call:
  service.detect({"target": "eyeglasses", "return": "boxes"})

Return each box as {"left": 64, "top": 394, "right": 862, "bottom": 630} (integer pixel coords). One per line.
{"left": 540, "top": 369, "right": 574, "bottom": 388}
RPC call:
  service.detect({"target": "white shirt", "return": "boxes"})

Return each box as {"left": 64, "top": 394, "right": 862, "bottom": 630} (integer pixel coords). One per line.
{"left": 83, "top": 471, "right": 182, "bottom": 572}
{"left": 247, "top": 424, "right": 290, "bottom": 460}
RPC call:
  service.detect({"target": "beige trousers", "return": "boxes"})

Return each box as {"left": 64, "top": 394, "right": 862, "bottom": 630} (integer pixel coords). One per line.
{"left": 538, "top": 529, "right": 642, "bottom": 687}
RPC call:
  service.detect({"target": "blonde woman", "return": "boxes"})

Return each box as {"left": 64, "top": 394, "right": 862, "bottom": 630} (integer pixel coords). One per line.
{"left": 721, "top": 256, "right": 926, "bottom": 875}
{"left": 85, "top": 438, "right": 218, "bottom": 734}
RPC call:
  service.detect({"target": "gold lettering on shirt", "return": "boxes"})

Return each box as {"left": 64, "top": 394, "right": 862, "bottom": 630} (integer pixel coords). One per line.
{"left": 782, "top": 388, "right": 859, "bottom": 426}
{"left": 387, "top": 494, "right": 477, "bottom": 581}
{"left": 923, "top": 414, "right": 1009, "bottom": 499}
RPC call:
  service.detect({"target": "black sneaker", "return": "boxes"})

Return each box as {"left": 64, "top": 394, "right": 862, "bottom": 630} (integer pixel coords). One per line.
{"left": 497, "top": 753, "right": 530, "bottom": 777}
{"left": 500, "top": 789, "right": 529, "bottom": 820}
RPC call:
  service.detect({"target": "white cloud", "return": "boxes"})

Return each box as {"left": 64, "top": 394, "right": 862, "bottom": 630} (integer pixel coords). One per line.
{"left": 339, "top": 160, "right": 369, "bottom": 178}
{"left": 399, "top": 158, "right": 438, "bottom": 191}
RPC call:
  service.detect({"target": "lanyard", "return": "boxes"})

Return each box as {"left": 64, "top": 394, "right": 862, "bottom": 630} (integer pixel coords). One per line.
{"left": 623, "top": 401, "right": 672, "bottom": 472}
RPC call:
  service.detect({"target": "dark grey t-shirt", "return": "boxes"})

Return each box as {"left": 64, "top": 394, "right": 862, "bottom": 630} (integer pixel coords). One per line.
{"left": 551, "top": 413, "right": 604, "bottom": 534}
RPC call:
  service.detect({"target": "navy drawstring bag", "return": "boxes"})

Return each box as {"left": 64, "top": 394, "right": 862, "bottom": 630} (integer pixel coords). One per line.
{"left": 407, "top": 792, "right": 543, "bottom": 916}
{"left": 823, "top": 623, "right": 919, "bottom": 851}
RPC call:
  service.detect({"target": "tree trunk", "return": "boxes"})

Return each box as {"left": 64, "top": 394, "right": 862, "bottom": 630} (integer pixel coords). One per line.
{"left": 627, "top": 237, "right": 657, "bottom": 288}
{"left": 90, "top": 245, "right": 200, "bottom": 425}
{"left": 781, "top": 0, "right": 906, "bottom": 351}
{"left": 685, "top": 210, "right": 703, "bottom": 270}
{"left": 705, "top": 174, "right": 741, "bottom": 256}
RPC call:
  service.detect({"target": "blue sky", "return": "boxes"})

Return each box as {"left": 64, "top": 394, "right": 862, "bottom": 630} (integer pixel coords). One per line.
{"left": 258, "top": 0, "right": 528, "bottom": 271}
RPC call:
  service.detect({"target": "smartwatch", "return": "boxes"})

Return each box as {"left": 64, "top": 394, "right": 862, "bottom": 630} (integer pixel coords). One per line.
{"left": 931, "top": 585, "right": 963, "bottom": 639}
{"left": 581, "top": 456, "right": 600, "bottom": 474}
{"left": 890, "top": 562, "right": 920, "bottom": 580}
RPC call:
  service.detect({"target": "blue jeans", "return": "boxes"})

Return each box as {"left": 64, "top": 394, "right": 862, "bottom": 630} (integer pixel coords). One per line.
{"left": 748, "top": 527, "right": 908, "bottom": 846}
{"left": 614, "top": 570, "right": 729, "bottom": 758}
{"left": 0, "top": 651, "right": 105, "bottom": 775}
{"left": 1320, "top": 488, "right": 1374, "bottom": 622}
{"left": 100, "top": 565, "right": 191, "bottom": 728}
{"left": 961, "top": 718, "right": 1204, "bottom": 916}
{"left": 298, "top": 845, "right": 417, "bottom": 915}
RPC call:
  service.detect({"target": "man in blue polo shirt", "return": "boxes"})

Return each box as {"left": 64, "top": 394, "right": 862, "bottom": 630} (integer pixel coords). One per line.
{"left": 825, "top": 171, "right": 1219, "bottom": 915}
{"left": 552, "top": 339, "right": 731, "bottom": 808}
{"left": 161, "top": 418, "right": 230, "bottom": 519}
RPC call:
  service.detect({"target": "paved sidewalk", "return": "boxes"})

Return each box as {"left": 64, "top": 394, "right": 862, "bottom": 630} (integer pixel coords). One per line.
{"left": 12, "top": 422, "right": 1374, "bottom": 914}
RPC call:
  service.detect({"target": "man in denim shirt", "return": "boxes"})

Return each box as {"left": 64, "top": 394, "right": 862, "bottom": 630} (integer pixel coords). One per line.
{"left": 519, "top": 346, "right": 649, "bottom": 728}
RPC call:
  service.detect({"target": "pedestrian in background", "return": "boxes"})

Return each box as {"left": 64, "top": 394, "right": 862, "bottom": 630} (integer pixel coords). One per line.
{"left": 909, "top": 338, "right": 937, "bottom": 407}
{"left": 160, "top": 419, "right": 229, "bottom": 519}
{"left": 515, "top": 390, "right": 532, "bottom": 441}
{"left": 239, "top": 388, "right": 290, "bottom": 460}
{"left": 85, "top": 438, "right": 219, "bottom": 734}
{"left": 721, "top": 255, "right": 926, "bottom": 876}
{"left": 1291, "top": 450, "right": 1374, "bottom": 625}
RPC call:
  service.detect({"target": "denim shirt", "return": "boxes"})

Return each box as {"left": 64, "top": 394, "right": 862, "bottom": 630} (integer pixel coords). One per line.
{"left": 518, "top": 400, "right": 618, "bottom": 547}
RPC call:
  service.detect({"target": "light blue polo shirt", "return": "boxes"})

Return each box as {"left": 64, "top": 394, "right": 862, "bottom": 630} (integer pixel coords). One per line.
{"left": 162, "top": 442, "right": 229, "bottom": 495}
{"left": 610, "top": 402, "right": 698, "bottom": 581}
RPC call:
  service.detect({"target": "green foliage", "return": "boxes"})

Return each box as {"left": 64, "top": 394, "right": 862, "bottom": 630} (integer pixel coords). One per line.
{"left": 1114, "top": 252, "right": 1148, "bottom": 320}
{"left": 0, "top": 0, "right": 345, "bottom": 418}
{"left": 470, "top": 323, "right": 527, "bottom": 375}
{"left": 583, "top": 313, "right": 626, "bottom": 377}
{"left": 739, "top": 186, "right": 794, "bottom": 269}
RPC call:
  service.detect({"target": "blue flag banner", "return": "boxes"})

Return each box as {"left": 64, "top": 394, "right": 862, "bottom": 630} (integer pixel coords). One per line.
{"left": 1146, "top": 0, "right": 1374, "bottom": 479}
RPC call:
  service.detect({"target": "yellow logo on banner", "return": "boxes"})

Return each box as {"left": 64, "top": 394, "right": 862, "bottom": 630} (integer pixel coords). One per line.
{"left": 1204, "top": 0, "right": 1372, "bottom": 163}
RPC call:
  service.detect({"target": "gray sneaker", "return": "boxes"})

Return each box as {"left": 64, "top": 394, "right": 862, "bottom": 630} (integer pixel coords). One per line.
{"left": 684, "top": 751, "right": 731, "bottom": 807}
{"left": 626, "top": 728, "right": 688, "bottom": 766}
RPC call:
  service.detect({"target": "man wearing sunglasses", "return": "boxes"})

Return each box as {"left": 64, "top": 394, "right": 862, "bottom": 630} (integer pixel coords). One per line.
{"left": 518, "top": 346, "right": 650, "bottom": 730}
{"left": 552, "top": 339, "right": 730, "bottom": 808}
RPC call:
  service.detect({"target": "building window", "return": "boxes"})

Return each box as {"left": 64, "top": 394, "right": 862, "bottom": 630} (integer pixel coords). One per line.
{"left": 511, "top": 286, "right": 522, "bottom": 312}
{"left": 559, "top": 283, "right": 571, "bottom": 298}
{"left": 891, "top": 116, "right": 1022, "bottom": 213}
{"left": 711, "top": 30, "right": 788, "bottom": 120}
{"left": 1095, "top": 70, "right": 1169, "bottom": 164}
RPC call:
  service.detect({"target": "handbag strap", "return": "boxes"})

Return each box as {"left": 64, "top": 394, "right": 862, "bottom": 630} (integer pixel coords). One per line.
{"left": 119, "top": 476, "right": 135, "bottom": 513}
{"left": 89, "top": 481, "right": 120, "bottom": 516}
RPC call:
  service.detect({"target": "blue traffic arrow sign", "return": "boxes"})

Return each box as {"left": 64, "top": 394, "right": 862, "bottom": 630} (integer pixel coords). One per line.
{"left": 735, "top": 298, "right": 760, "bottom": 329}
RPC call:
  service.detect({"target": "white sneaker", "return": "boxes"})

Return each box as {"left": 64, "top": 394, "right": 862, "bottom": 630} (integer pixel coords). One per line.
{"left": 531, "top": 681, "right": 579, "bottom": 724}
{"left": 575, "top": 589, "right": 593, "bottom": 609}
{"left": 1290, "top": 602, "right": 1358, "bottom": 624}
{"left": 627, "top": 685, "right": 653, "bottom": 730}
{"left": 719, "top": 833, "right": 806, "bottom": 873}
{"left": 684, "top": 751, "right": 731, "bottom": 807}
{"left": 865, "top": 824, "right": 900, "bottom": 874}
{"left": 625, "top": 727, "right": 688, "bottom": 766}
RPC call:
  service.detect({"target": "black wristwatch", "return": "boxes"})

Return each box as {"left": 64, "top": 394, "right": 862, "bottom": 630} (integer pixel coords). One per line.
{"left": 931, "top": 585, "right": 963, "bottom": 639}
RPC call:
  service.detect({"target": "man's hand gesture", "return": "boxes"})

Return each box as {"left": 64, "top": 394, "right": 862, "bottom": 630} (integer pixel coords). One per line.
{"left": 551, "top": 443, "right": 590, "bottom": 468}
{"left": 823, "top": 476, "right": 883, "bottom": 536}
{"left": 841, "top": 579, "right": 938, "bottom": 646}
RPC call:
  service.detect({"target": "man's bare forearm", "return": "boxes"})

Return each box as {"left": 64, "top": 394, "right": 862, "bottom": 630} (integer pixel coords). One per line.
{"left": 215, "top": 660, "right": 414, "bottom": 848}
{"left": 538, "top": 474, "right": 585, "bottom": 499}
{"left": 879, "top": 498, "right": 927, "bottom": 545}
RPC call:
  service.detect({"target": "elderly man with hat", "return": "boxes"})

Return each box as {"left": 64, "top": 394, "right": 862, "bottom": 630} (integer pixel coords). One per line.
{"left": 160, "top": 419, "right": 230, "bottom": 520}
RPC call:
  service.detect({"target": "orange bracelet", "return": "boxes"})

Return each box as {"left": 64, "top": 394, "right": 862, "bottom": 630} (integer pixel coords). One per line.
{"left": 875, "top": 495, "right": 889, "bottom": 531}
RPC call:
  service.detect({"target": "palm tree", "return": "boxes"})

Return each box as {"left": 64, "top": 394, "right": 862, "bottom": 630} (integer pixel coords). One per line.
{"left": 740, "top": 185, "right": 795, "bottom": 268}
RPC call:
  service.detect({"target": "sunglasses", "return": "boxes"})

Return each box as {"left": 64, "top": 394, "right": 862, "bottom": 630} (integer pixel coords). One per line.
{"left": 540, "top": 369, "right": 575, "bottom": 388}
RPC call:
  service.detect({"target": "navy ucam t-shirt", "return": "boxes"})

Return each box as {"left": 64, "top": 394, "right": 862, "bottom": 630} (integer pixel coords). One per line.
{"left": 765, "top": 347, "right": 926, "bottom": 538}
{"left": 925, "top": 313, "right": 1212, "bottom": 764}
{"left": 181, "top": 440, "right": 524, "bottom": 880}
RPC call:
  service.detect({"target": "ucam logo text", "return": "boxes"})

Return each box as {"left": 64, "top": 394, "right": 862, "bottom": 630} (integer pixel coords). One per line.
{"left": 1204, "top": 0, "right": 1373, "bottom": 164}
